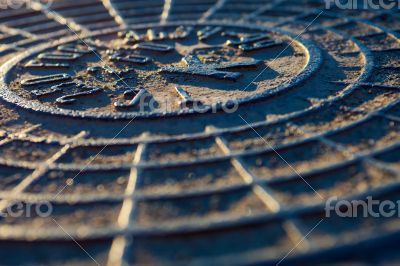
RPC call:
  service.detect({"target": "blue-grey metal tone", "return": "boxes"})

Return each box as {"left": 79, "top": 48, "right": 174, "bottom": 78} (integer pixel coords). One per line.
{"left": 0, "top": 0, "right": 399, "bottom": 265}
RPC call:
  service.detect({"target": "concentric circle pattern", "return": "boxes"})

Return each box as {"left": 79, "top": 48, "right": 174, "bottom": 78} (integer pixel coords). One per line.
{"left": 0, "top": 0, "right": 399, "bottom": 265}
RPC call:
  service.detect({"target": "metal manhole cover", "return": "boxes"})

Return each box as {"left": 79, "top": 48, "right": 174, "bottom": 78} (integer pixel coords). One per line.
{"left": 0, "top": 1, "right": 399, "bottom": 266}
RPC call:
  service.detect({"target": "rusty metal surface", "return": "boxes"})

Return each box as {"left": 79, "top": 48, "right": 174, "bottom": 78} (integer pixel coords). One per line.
{"left": 0, "top": 0, "right": 399, "bottom": 265}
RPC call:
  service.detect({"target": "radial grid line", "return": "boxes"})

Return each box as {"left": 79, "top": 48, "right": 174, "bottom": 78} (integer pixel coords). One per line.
{"left": 287, "top": 122, "right": 355, "bottom": 159}
{"left": 0, "top": 124, "right": 41, "bottom": 146}
{"left": 0, "top": 1, "right": 396, "bottom": 263}
{"left": 0, "top": 0, "right": 394, "bottom": 193}
{"left": 25, "top": 5, "right": 142, "bottom": 200}
{"left": 52, "top": 218, "right": 101, "bottom": 266}
{"left": 381, "top": 113, "right": 400, "bottom": 123}
{"left": 276, "top": 218, "right": 324, "bottom": 266}
{"left": 101, "top": 0, "right": 127, "bottom": 28}
{"left": 30, "top": 0, "right": 92, "bottom": 35}
{"left": 107, "top": 143, "right": 147, "bottom": 266}
{"left": 160, "top": 0, "right": 173, "bottom": 24}
{"left": 290, "top": 122, "right": 400, "bottom": 179}
{"left": 199, "top": 0, "right": 227, "bottom": 22}
{"left": 10, "top": 76, "right": 394, "bottom": 153}
{"left": 290, "top": 116, "right": 395, "bottom": 156}
{"left": 0, "top": 131, "right": 87, "bottom": 213}
{"left": 0, "top": 93, "right": 397, "bottom": 178}
{"left": 38, "top": 11, "right": 372, "bottom": 150}
{"left": 3, "top": 131, "right": 399, "bottom": 205}
{"left": 364, "top": 157, "right": 400, "bottom": 177}
{"left": 282, "top": 219, "right": 313, "bottom": 251}
{"left": 238, "top": 115, "right": 324, "bottom": 200}
{"left": 53, "top": 117, "right": 137, "bottom": 199}
{"left": 0, "top": 13, "right": 378, "bottom": 158}
{"left": 0, "top": 114, "right": 393, "bottom": 179}
{"left": 0, "top": 24, "right": 37, "bottom": 39}
{"left": 210, "top": 128, "right": 312, "bottom": 252}
{"left": 1, "top": 168, "right": 400, "bottom": 242}
{"left": 0, "top": 147, "right": 398, "bottom": 242}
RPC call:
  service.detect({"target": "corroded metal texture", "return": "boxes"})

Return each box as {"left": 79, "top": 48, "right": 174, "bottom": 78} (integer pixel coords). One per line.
{"left": 0, "top": 0, "right": 399, "bottom": 265}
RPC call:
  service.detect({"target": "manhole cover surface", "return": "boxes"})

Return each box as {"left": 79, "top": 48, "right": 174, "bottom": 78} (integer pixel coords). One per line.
{"left": 0, "top": 1, "right": 399, "bottom": 266}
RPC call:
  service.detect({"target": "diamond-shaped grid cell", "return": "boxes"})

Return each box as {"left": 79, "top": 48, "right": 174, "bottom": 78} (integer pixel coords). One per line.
{"left": 327, "top": 117, "right": 400, "bottom": 152}
{"left": 0, "top": 140, "right": 61, "bottom": 163}
{"left": 0, "top": 165, "right": 32, "bottom": 191}
{"left": 146, "top": 138, "right": 223, "bottom": 163}
{"left": 1, "top": 201, "right": 122, "bottom": 229}
{"left": 268, "top": 162, "right": 400, "bottom": 207}
{"left": 243, "top": 141, "right": 347, "bottom": 180}
{"left": 136, "top": 187, "right": 268, "bottom": 225}
{"left": 56, "top": 144, "right": 137, "bottom": 165}
{"left": 26, "top": 169, "right": 130, "bottom": 195}
{"left": 301, "top": 189, "right": 400, "bottom": 248}
{"left": 139, "top": 160, "right": 244, "bottom": 195}
{"left": 223, "top": 123, "right": 305, "bottom": 152}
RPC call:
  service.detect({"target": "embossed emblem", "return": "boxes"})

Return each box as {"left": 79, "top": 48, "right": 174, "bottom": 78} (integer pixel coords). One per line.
{"left": 1, "top": 23, "right": 310, "bottom": 118}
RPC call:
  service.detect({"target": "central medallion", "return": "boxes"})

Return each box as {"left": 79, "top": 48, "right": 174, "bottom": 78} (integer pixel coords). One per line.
{"left": 1, "top": 22, "right": 313, "bottom": 119}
